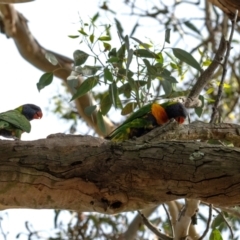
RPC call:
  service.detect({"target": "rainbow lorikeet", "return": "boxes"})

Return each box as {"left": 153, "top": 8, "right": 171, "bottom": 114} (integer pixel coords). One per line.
{"left": 106, "top": 102, "right": 188, "bottom": 142}
{"left": 0, "top": 104, "right": 43, "bottom": 139}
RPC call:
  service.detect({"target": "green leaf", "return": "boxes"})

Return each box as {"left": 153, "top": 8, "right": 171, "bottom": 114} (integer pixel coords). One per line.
{"left": 209, "top": 229, "right": 223, "bottom": 240}
{"left": 45, "top": 52, "right": 58, "bottom": 66}
{"left": 78, "top": 28, "right": 88, "bottom": 36}
{"left": 117, "top": 44, "right": 126, "bottom": 59}
{"left": 126, "top": 49, "right": 133, "bottom": 70}
{"left": 203, "top": 59, "right": 212, "bottom": 66}
{"left": 100, "top": 94, "right": 112, "bottom": 115}
{"left": 97, "top": 110, "right": 106, "bottom": 134}
{"left": 121, "top": 102, "right": 137, "bottom": 115}
{"left": 119, "top": 81, "right": 147, "bottom": 98}
{"left": 115, "top": 18, "right": 124, "bottom": 39}
{"left": 195, "top": 95, "right": 204, "bottom": 117}
{"left": 184, "top": 21, "right": 201, "bottom": 35}
{"left": 156, "top": 52, "right": 164, "bottom": 64}
{"left": 91, "top": 12, "right": 99, "bottom": 23}
{"left": 143, "top": 59, "right": 157, "bottom": 75}
{"left": 103, "top": 42, "right": 111, "bottom": 51}
{"left": 98, "top": 36, "right": 111, "bottom": 41}
{"left": 81, "top": 65, "right": 101, "bottom": 76}
{"left": 131, "top": 37, "right": 152, "bottom": 49}
{"left": 109, "top": 82, "right": 121, "bottom": 108}
{"left": 172, "top": 48, "right": 202, "bottom": 72}
{"left": 131, "top": 36, "right": 143, "bottom": 45}
{"left": 161, "top": 79, "right": 172, "bottom": 97}
{"left": 130, "top": 22, "right": 138, "bottom": 37}
{"left": 206, "top": 87, "right": 214, "bottom": 94}
{"left": 165, "top": 28, "right": 171, "bottom": 44}
{"left": 134, "top": 49, "right": 158, "bottom": 58}
{"left": 107, "top": 57, "right": 119, "bottom": 63}
{"left": 211, "top": 213, "right": 224, "bottom": 229}
{"left": 89, "top": 34, "right": 95, "bottom": 43}
{"left": 68, "top": 35, "right": 79, "bottom": 39}
{"left": 73, "top": 50, "right": 89, "bottom": 66}
{"left": 104, "top": 67, "right": 113, "bottom": 82}
{"left": 124, "top": 35, "right": 130, "bottom": 51}
{"left": 37, "top": 72, "right": 54, "bottom": 92}
{"left": 84, "top": 105, "right": 97, "bottom": 116}
{"left": 70, "top": 76, "right": 99, "bottom": 101}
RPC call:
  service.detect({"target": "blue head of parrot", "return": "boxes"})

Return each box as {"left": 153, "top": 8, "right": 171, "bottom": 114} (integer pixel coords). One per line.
{"left": 21, "top": 104, "right": 43, "bottom": 121}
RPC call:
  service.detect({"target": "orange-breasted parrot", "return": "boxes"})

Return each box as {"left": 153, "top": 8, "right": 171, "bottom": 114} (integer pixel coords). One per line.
{"left": 106, "top": 102, "right": 188, "bottom": 142}
{"left": 0, "top": 104, "right": 43, "bottom": 139}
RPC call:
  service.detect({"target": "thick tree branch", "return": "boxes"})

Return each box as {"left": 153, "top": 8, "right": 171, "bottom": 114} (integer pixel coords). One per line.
{"left": 0, "top": 0, "right": 33, "bottom": 3}
{"left": 138, "top": 121, "right": 240, "bottom": 147}
{"left": 0, "top": 4, "right": 115, "bottom": 136}
{"left": 1, "top": 123, "right": 240, "bottom": 213}
{"left": 174, "top": 199, "right": 200, "bottom": 240}
{"left": 208, "top": 0, "right": 240, "bottom": 20}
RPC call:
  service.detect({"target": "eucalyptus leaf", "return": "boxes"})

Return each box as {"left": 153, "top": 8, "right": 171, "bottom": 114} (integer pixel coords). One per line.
{"left": 172, "top": 48, "right": 202, "bottom": 72}
{"left": 184, "top": 21, "right": 201, "bottom": 35}
{"left": 97, "top": 110, "right": 106, "bottom": 134}
{"left": 209, "top": 229, "right": 223, "bottom": 240}
{"left": 73, "top": 50, "right": 89, "bottom": 66}
{"left": 121, "top": 102, "right": 137, "bottom": 115}
{"left": 104, "top": 67, "right": 113, "bottom": 82}
{"left": 37, "top": 72, "right": 54, "bottom": 92}
{"left": 70, "top": 76, "right": 99, "bottom": 101}
{"left": 165, "top": 28, "right": 171, "bottom": 44}
{"left": 100, "top": 94, "right": 112, "bottom": 115}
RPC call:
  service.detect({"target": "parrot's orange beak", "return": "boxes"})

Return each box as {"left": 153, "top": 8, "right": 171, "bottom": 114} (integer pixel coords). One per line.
{"left": 34, "top": 111, "right": 43, "bottom": 119}
{"left": 175, "top": 116, "right": 185, "bottom": 124}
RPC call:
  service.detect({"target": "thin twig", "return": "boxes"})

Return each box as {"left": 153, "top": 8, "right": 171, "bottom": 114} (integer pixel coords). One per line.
{"left": 137, "top": 211, "right": 173, "bottom": 240}
{"left": 186, "top": 36, "right": 227, "bottom": 108}
{"left": 162, "top": 203, "right": 174, "bottom": 238}
{"left": 210, "top": 10, "right": 238, "bottom": 123}
{"left": 198, "top": 204, "right": 212, "bottom": 240}
{"left": 214, "top": 208, "right": 234, "bottom": 239}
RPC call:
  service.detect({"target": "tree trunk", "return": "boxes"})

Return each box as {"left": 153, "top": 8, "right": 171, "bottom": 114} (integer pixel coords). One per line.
{"left": 1, "top": 122, "right": 240, "bottom": 213}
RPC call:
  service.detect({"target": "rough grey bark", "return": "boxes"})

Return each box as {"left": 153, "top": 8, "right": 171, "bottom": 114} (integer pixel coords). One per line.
{"left": 1, "top": 122, "right": 240, "bottom": 213}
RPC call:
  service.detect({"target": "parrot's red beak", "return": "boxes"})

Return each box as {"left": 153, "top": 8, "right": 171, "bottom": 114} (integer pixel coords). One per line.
{"left": 175, "top": 116, "right": 185, "bottom": 124}
{"left": 34, "top": 111, "right": 43, "bottom": 119}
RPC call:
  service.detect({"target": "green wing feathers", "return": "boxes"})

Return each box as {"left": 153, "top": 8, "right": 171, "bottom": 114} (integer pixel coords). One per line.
{"left": 106, "top": 102, "right": 188, "bottom": 142}
{"left": 0, "top": 104, "right": 42, "bottom": 139}
{"left": 0, "top": 110, "right": 31, "bottom": 133}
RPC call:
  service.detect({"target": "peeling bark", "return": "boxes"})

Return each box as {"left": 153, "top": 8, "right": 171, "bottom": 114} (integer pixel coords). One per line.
{"left": 1, "top": 122, "right": 240, "bottom": 213}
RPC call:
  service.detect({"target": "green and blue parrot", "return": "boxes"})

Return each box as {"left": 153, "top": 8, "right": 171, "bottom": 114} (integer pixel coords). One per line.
{"left": 106, "top": 102, "right": 188, "bottom": 142}
{"left": 0, "top": 104, "right": 43, "bottom": 139}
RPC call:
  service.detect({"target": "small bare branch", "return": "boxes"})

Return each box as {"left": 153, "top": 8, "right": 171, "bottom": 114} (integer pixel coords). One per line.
{"left": 210, "top": 10, "right": 238, "bottom": 123}
{"left": 198, "top": 204, "right": 212, "bottom": 240}
{"left": 219, "top": 207, "right": 240, "bottom": 218}
{"left": 185, "top": 36, "right": 227, "bottom": 108}
{"left": 122, "top": 207, "right": 158, "bottom": 240}
{"left": 214, "top": 208, "right": 234, "bottom": 239}
{"left": 163, "top": 203, "right": 174, "bottom": 238}
{"left": 138, "top": 211, "right": 173, "bottom": 240}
